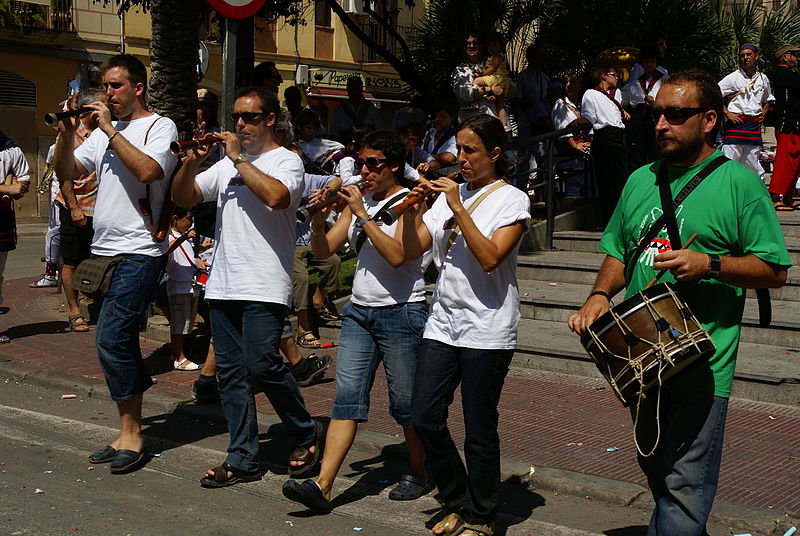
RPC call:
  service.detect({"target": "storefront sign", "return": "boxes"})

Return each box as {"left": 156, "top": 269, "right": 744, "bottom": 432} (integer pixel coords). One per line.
{"left": 310, "top": 67, "right": 405, "bottom": 94}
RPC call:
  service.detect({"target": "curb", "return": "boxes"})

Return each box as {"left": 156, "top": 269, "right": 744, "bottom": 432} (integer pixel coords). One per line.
{"left": 0, "top": 355, "right": 790, "bottom": 535}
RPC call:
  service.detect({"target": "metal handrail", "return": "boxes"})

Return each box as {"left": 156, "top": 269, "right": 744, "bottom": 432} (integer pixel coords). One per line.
{"left": 511, "top": 122, "right": 592, "bottom": 249}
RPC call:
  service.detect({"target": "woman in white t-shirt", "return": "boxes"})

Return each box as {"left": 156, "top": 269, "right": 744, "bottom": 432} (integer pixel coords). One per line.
{"left": 282, "top": 131, "right": 430, "bottom": 513}
{"left": 401, "top": 114, "right": 531, "bottom": 536}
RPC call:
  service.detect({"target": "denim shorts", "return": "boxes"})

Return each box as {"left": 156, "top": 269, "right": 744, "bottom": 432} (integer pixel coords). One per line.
{"left": 332, "top": 301, "right": 427, "bottom": 426}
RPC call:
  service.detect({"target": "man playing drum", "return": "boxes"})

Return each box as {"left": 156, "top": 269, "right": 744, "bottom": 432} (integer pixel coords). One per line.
{"left": 568, "top": 70, "right": 790, "bottom": 535}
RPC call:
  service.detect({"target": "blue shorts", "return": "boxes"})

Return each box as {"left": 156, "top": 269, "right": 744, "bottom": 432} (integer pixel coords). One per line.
{"left": 332, "top": 301, "right": 427, "bottom": 426}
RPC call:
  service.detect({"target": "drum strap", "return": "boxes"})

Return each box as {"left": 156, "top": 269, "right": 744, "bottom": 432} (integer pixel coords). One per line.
{"left": 625, "top": 155, "right": 728, "bottom": 283}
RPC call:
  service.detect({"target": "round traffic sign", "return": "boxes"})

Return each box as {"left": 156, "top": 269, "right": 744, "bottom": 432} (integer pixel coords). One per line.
{"left": 207, "top": 0, "right": 266, "bottom": 19}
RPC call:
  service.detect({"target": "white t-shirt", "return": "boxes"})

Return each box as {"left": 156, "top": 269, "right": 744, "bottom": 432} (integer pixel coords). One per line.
{"left": 347, "top": 188, "right": 425, "bottom": 306}
{"left": 551, "top": 97, "right": 581, "bottom": 139}
{"left": 299, "top": 137, "right": 344, "bottom": 165}
{"left": 581, "top": 89, "right": 625, "bottom": 131}
{"left": 196, "top": 146, "right": 304, "bottom": 305}
{"left": 167, "top": 229, "right": 196, "bottom": 295}
{"left": 336, "top": 156, "right": 357, "bottom": 180}
{"left": 718, "top": 69, "right": 774, "bottom": 116}
{"left": 629, "top": 63, "right": 668, "bottom": 81}
{"left": 422, "top": 181, "right": 530, "bottom": 349}
{"left": 0, "top": 145, "right": 31, "bottom": 183}
{"left": 621, "top": 72, "right": 666, "bottom": 108}
{"left": 74, "top": 114, "right": 178, "bottom": 257}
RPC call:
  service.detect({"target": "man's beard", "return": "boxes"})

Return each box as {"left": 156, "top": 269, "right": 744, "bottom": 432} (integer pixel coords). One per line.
{"left": 657, "top": 134, "right": 706, "bottom": 164}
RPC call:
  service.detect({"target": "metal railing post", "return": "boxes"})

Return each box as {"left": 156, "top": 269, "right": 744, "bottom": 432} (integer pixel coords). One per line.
{"left": 545, "top": 140, "right": 556, "bottom": 250}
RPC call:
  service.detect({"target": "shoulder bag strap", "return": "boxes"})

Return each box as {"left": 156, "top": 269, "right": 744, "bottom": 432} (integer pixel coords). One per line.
{"left": 354, "top": 190, "right": 409, "bottom": 255}
{"left": 444, "top": 181, "right": 508, "bottom": 256}
{"left": 624, "top": 155, "right": 728, "bottom": 282}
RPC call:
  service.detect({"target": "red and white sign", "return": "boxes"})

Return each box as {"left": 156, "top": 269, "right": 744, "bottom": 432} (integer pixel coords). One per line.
{"left": 208, "top": 0, "right": 266, "bottom": 19}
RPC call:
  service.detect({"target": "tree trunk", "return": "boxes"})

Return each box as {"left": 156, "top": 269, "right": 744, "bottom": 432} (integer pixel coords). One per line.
{"left": 148, "top": 0, "right": 201, "bottom": 140}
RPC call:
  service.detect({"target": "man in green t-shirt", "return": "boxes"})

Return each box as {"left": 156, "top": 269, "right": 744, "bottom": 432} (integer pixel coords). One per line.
{"left": 568, "top": 70, "right": 790, "bottom": 535}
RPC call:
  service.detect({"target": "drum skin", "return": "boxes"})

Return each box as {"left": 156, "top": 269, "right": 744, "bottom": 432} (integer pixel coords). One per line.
{"left": 580, "top": 283, "right": 716, "bottom": 406}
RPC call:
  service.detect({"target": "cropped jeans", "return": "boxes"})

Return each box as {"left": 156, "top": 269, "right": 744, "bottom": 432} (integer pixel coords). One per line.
{"left": 208, "top": 300, "right": 315, "bottom": 473}
{"left": 95, "top": 254, "right": 165, "bottom": 403}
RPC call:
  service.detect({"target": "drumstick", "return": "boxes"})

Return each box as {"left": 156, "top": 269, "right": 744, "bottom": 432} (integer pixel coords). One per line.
{"left": 644, "top": 233, "right": 699, "bottom": 289}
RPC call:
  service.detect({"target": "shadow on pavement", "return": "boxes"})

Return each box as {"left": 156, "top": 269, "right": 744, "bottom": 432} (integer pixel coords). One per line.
{"left": 2, "top": 320, "right": 68, "bottom": 338}
{"left": 604, "top": 526, "right": 648, "bottom": 535}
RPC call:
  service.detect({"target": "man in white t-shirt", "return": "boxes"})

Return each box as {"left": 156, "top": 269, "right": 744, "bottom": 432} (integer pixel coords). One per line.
{"left": 53, "top": 54, "right": 178, "bottom": 474}
{"left": 0, "top": 130, "right": 30, "bottom": 340}
{"left": 172, "top": 86, "right": 321, "bottom": 488}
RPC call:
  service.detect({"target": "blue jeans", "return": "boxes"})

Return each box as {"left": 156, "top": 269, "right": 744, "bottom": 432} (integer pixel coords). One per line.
{"left": 208, "top": 300, "right": 315, "bottom": 473}
{"left": 95, "top": 254, "right": 165, "bottom": 402}
{"left": 632, "top": 389, "right": 729, "bottom": 536}
{"left": 332, "top": 301, "right": 426, "bottom": 426}
{"left": 412, "top": 339, "right": 513, "bottom": 526}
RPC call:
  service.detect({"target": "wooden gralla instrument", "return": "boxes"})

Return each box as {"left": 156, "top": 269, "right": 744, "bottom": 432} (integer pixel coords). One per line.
{"left": 296, "top": 180, "right": 367, "bottom": 223}
{"left": 169, "top": 134, "right": 221, "bottom": 155}
{"left": 375, "top": 171, "right": 460, "bottom": 225}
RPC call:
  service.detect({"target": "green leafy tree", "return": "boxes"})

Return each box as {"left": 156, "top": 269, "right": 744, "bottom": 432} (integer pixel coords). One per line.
{"left": 721, "top": 0, "right": 800, "bottom": 73}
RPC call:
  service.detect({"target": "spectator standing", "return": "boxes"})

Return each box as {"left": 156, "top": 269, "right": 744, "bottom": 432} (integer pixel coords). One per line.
{"left": 0, "top": 128, "right": 30, "bottom": 342}
{"left": 514, "top": 43, "right": 550, "bottom": 142}
{"left": 551, "top": 75, "right": 592, "bottom": 196}
{"left": 53, "top": 54, "right": 178, "bottom": 473}
{"left": 55, "top": 89, "right": 103, "bottom": 334}
{"left": 767, "top": 44, "right": 800, "bottom": 209}
{"left": 472, "top": 32, "right": 513, "bottom": 131}
{"left": 452, "top": 33, "right": 498, "bottom": 123}
{"left": 582, "top": 67, "right": 631, "bottom": 225}
{"left": 629, "top": 31, "right": 669, "bottom": 81}
{"left": 252, "top": 61, "right": 283, "bottom": 95}
{"left": 330, "top": 76, "right": 381, "bottom": 141}
{"left": 297, "top": 109, "right": 344, "bottom": 172}
{"left": 29, "top": 143, "right": 60, "bottom": 289}
{"left": 622, "top": 46, "right": 666, "bottom": 168}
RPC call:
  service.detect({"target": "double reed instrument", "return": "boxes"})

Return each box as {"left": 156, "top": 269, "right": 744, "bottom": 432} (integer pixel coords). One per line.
{"left": 375, "top": 171, "right": 461, "bottom": 225}
{"left": 35, "top": 165, "right": 56, "bottom": 195}
{"left": 44, "top": 107, "right": 92, "bottom": 127}
{"left": 296, "top": 181, "right": 366, "bottom": 223}
{"left": 170, "top": 135, "right": 220, "bottom": 155}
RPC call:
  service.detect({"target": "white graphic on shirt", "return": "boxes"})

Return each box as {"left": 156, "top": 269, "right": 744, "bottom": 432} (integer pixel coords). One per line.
{"left": 635, "top": 205, "right": 685, "bottom": 268}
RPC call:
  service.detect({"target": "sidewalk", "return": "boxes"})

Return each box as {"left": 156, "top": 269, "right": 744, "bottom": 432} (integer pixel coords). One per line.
{"left": 1, "top": 274, "right": 798, "bottom": 530}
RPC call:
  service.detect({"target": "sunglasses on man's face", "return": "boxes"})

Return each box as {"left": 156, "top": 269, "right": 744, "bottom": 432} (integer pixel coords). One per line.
{"left": 230, "top": 112, "right": 265, "bottom": 123}
{"left": 356, "top": 157, "right": 390, "bottom": 170}
{"left": 651, "top": 106, "right": 708, "bottom": 124}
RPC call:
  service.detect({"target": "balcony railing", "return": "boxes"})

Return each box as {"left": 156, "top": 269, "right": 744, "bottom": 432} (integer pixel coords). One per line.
{"left": 359, "top": 22, "right": 412, "bottom": 63}
{"left": 6, "top": 1, "right": 76, "bottom": 32}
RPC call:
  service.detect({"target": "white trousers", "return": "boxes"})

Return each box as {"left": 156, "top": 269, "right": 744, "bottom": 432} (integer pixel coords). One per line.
{"left": 722, "top": 144, "right": 763, "bottom": 179}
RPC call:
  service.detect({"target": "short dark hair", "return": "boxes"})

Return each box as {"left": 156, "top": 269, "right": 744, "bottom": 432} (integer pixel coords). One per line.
{"left": 458, "top": 114, "right": 510, "bottom": 178}
{"left": 235, "top": 86, "right": 281, "bottom": 119}
{"left": 173, "top": 205, "right": 190, "bottom": 219}
{"left": 661, "top": 69, "right": 723, "bottom": 138}
{"left": 78, "top": 88, "right": 104, "bottom": 107}
{"left": 638, "top": 45, "right": 661, "bottom": 63}
{"left": 346, "top": 75, "right": 363, "bottom": 88}
{"left": 100, "top": 54, "right": 148, "bottom": 93}
{"left": 296, "top": 108, "right": 321, "bottom": 129}
{"left": 252, "top": 61, "right": 278, "bottom": 86}
{"left": 433, "top": 98, "right": 459, "bottom": 121}
{"left": 360, "top": 130, "right": 407, "bottom": 185}
{"left": 399, "top": 121, "right": 426, "bottom": 139}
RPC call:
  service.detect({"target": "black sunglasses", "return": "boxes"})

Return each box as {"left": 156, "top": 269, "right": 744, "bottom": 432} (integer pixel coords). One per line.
{"left": 651, "top": 106, "right": 708, "bottom": 124}
{"left": 230, "top": 112, "right": 265, "bottom": 123}
{"left": 356, "top": 157, "right": 390, "bottom": 170}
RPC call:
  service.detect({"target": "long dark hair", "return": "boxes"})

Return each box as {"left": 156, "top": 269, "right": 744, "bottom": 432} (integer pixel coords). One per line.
{"left": 458, "top": 115, "right": 510, "bottom": 179}
{"left": 360, "top": 130, "right": 410, "bottom": 187}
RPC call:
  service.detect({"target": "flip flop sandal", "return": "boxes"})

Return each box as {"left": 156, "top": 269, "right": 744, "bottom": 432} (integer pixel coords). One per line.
{"left": 109, "top": 449, "right": 146, "bottom": 474}
{"left": 200, "top": 462, "right": 262, "bottom": 488}
{"left": 388, "top": 474, "right": 433, "bottom": 501}
{"left": 775, "top": 204, "right": 795, "bottom": 212}
{"left": 288, "top": 420, "right": 323, "bottom": 477}
{"left": 436, "top": 513, "right": 495, "bottom": 536}
{"left": 68, "top": 314, "right": 90, "bottom": 333}
{"left": 314, "top": 306, "right": 340, "bottom": 323}
{"left": 174, "top": 358, "right": 200, "bottom": 371}
{"left": 281, "top": 478, "right": 333, "bottom": 513}
{"left": 88, "top": 445, "right": 117, "bottom": 463}
{"left": 296, "top": 330, "right": 321, "bottom": 349}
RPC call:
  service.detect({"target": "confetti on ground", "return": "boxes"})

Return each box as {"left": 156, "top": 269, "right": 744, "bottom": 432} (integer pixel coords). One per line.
{"left": 43, "top": 470, "right": 52, "bottom": 474}
{"left": 523, "top": 292, "right": 530, "bottom": 296}
{"left": 605, "top": 447, "right": 620, "bottom": 452}
{"left": 285, "top": 521, "right": 294, "bottom": 527}
{"left": 548, "top": 282, "right": 559, "bottom": 287}
{"left": 768, "top": 415, "right": 776, "bottom": 420}
{"left": 61, "top": 394, "right": 77, "bottom": 400}
{"left": 354, "top": 529, "right": 363, "bottom": 532}
{"left": 87, "top": 467, "right": 94, "bottom": 471}
{"left": 566, "top": 442, "right": 584, "bottom": 447}
{"left": 34, "top": 488, "right": 44, "bottom": 494}
{"left": 149, "top": 453, "right": 163, "bottom": 458}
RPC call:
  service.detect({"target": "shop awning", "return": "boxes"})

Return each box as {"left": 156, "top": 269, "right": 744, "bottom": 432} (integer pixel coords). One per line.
{"left": 307, "top": 87, "right": 408, "bottom": 106}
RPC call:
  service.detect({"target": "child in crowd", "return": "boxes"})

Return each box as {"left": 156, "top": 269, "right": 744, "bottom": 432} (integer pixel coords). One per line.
{"left": 166, "top": 206, "right": 201, "bottom": 371}
{"left": 472, "top": 32, "right": 512, "bottom": 129}
{"left": 417, "top": 100, "right": 459, "bottom": 176}
{"left": 297, "top": 109, "right": 344, "bottom": 172}
{"left": 399, "top": 122, "right": 430, "bottom": 183}
{"left": 320, "top": 124, "right": 371, "bottom": 180}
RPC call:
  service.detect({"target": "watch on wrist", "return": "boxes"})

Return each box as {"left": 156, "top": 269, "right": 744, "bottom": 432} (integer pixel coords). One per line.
{"left": 354, "top": 215, "right": 372, "bottom": 228}
{"left": 707, "top": 254, "right": 721, "bottom": 279}
{"left": 232, "top": 153, "right": 248, "bottom": 166}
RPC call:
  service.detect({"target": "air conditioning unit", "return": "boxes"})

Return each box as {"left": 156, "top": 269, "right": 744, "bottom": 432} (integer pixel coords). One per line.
{"left": 295, "top": 64, "right": 309, "bottom": 86}
{"left": 343, "top": 0, "right": 365, "bottom": 14}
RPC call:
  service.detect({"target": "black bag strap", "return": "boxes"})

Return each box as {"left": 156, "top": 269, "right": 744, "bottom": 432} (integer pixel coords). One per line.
{"left": 657, "top": 161, "right": 683, "bottom": 253}
{"left": 354, "top": 190, "right": 408, "bottom": 255}
{"left": 625, "top": 155, "right": 728, "bottom": 282}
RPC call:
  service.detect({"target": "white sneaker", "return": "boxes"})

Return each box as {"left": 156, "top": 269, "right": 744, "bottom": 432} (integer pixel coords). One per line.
{"left": 29, "top": 277, "right": 58, "bottom": 288}
{"left": 174, "top": 358, "right": 200, "bottom": 371}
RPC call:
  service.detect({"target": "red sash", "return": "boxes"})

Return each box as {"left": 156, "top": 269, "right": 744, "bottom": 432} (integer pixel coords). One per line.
{"left": 638, "top": 71, "right": 664, "bottom": 96}
{"left": 592, "top": 86, "right": 624, "bottom": 116}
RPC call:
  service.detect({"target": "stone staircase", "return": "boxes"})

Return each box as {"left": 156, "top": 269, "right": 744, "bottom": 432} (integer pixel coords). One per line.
{"left": 319, "top": 206, "right": 800, "bottom": 407}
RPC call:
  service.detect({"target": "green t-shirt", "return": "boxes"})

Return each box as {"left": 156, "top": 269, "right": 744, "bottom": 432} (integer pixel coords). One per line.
{"left": 599, "top": 151, "right": 791, "bottom": 397}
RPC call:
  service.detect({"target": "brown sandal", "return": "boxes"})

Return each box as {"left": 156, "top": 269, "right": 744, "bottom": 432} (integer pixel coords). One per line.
{"left": 288, "top": 420, "right": 323, "bottom": 477}
{"left": 296, "top": 330, "right": 321, "bottom": 349}
{"left": 68, "top": 314, "right": 90, "bottom": 333}
{"left": 199, "top": 462, "right": 261, "bottom": 488}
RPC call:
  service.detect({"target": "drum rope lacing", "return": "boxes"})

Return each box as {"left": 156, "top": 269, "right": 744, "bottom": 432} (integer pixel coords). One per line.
{"left": 588, "top": 286, "right": 709, "bottom": 457}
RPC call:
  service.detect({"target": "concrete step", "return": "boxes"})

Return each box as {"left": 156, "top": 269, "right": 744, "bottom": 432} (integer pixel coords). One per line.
{"left": 512, "top": 317, "right": 800, "bottom": 406}
{"left": 517, "top": 278, "right": 800, "bottom": 347}
{"left": 552, "top": 230, "right": 800, "bottom": 264}
{"left": 517, "top": 250, "right": 800, "bottom": 302}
